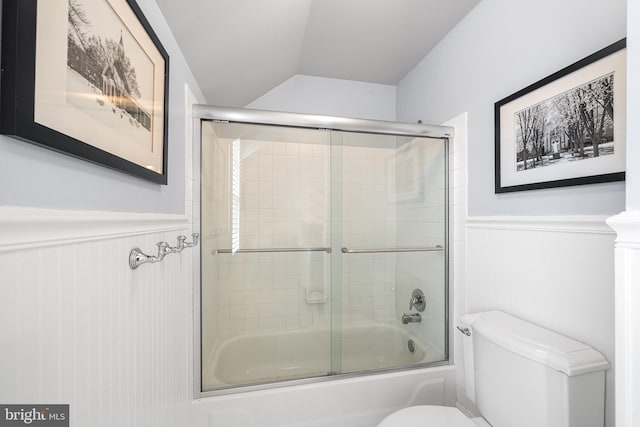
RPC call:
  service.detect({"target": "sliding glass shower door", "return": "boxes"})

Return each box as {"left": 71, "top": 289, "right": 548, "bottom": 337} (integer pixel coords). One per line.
{"left": 200, "top": 122, "right": 333, "bottom": 390}
{"left": 199, "top": 115, "right": 448, "bottom": 393}
{"left": 336, "top": 132, "right": 447, "bottom": 375}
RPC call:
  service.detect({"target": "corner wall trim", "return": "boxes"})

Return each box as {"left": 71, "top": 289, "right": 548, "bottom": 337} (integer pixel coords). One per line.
{"left": 606, "top": 211, "right": 640, "bottom": 427}
{"left": 606, "top": 212, "right": 640, "bottom": 248}
{"left": 466, "top": 215, "right": 615, "bottom": 235}
{"left": 0, "top": 207, "right": 190, "bottom": 252}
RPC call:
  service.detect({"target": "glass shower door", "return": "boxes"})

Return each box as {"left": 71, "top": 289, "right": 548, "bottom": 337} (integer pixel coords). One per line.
{"left": 199, "top": 114, "right": 450, "bottom": 393}
{"left": 200, "top": 121, "right": 334, "bottom": 391}
{"left": 336, "top": 132, "right": 448, "bottom": 374}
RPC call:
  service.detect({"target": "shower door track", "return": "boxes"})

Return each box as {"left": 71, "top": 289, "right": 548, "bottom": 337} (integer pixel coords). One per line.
{"left": 193, "top": 105, "right": 454, "bottom": 138}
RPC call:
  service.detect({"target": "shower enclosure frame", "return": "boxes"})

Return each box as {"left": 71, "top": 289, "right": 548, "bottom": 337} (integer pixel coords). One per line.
{"left": 192, "top": 105, "right": 454, "bottom": 398}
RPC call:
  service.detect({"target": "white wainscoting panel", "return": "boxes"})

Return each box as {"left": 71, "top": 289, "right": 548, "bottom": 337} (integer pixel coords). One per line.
{"left": 0, "top": 209, "right": 193, "bottom": 427}
{"left": 465, "top": 215, "right": 615, "bottom": 427}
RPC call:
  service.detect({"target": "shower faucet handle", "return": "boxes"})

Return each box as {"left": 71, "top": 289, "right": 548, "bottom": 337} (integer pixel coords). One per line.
{"left": 409, "top": 288, "right": 426, "bottom": 312}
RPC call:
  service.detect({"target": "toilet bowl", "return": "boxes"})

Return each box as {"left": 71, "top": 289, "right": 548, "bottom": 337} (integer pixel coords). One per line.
{"left": 377, "top": 406, "right": 489, "bottom": 427}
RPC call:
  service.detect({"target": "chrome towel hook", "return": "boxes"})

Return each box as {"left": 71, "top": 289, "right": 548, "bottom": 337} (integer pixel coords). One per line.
{"left": 129, "top": 233, "right": 199, "bottom": 270}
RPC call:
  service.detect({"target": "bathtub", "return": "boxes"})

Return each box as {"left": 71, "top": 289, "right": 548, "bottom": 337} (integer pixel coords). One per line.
{"left": 195, "top": 323, "right": 452, "bottom": 427}
{"left": 193, "top": 365, "right": 456, "bottom": 427}
{"left": 203, "top": 323, "right": 445, "bottom": 389}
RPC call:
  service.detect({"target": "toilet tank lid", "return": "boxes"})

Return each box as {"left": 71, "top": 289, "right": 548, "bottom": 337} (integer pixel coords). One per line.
{"left": 460, "top": 311, "right": 609, "bottom": 376}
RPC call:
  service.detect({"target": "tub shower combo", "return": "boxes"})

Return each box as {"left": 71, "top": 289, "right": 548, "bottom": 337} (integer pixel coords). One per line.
{"left": 195, "top": 107, "right": 452, "bottom": 395}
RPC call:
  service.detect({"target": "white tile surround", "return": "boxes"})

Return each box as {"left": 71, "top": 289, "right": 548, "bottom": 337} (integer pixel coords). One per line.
{"left": 201, "top": 128, "right": 335, "bottom": 350}
{"left": 340, "top": 142, "right": 399, "bottom": 327}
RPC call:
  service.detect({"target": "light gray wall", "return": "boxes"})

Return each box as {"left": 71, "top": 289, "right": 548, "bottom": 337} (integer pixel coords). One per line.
{"left": 247, "top": 74, "right": 397, "bottom": 121}
{"left": 0, "top": 0, "right": 205, "bottom": 214}
{"left": 396, "top": 0, "right": 627, "bottom": 216}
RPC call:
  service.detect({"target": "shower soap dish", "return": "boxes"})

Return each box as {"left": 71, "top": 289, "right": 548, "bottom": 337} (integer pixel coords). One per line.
{"left": 305, "top": 289, "right": 327, "bottom": 304}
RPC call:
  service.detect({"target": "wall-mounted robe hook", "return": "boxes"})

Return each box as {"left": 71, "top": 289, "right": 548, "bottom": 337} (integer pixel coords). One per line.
{"left": 177, "top": 233, "right": 200, "bottom": 251}
{"left": 129, "top": 233, "right": 200, "bottom": 270}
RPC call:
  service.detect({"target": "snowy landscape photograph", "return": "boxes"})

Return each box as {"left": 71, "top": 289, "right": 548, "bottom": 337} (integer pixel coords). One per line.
{"left": 495, "top": 39, "right": 626, "bottom": 193}
{"left": 67, "top": 0, "right": 154, "bottom": 138}
{"left": 514, "top": 73, "right": 614, "bottom": 172}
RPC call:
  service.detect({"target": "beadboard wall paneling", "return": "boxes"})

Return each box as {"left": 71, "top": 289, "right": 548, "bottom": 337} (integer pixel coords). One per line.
{"left": 0, "top": 214, "right": 193, "bottom": 427}
{"left": 464, "top": 215, "right": 615, "bottom": 426}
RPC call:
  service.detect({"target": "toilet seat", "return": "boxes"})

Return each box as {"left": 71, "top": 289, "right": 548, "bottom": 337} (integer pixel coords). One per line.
{"left": 377, "top": 405, "right": 478, "bottom": 427}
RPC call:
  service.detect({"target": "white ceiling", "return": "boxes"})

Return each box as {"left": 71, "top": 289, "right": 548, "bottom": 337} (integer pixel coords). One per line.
{"left": 155, "top": 0, "right": 481, "bottom": 107}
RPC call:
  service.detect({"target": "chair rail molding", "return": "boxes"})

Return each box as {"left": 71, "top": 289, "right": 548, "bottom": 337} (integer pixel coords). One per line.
{"left": 467, "top": 215, "right": 615, "bottom": 235}
{"left": 0, "top": 206, "right": 190, "bottom": 252}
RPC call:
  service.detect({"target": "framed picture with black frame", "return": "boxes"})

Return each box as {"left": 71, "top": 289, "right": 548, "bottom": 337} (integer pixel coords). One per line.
{"left": 1, "top": 0, "right": 170, "bottom": 184}
{"left": 494, "top": 39, "right": 626, "bottom": 193}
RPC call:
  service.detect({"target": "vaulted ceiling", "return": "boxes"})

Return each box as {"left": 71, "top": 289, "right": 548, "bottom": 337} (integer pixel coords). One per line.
{"left": 155, "top": 0, "right": 481, "bottom": 107}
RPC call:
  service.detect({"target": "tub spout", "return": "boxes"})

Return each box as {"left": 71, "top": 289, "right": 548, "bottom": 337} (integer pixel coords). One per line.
{"left": 402, "top": 313, "right": 422, "bottom": 324}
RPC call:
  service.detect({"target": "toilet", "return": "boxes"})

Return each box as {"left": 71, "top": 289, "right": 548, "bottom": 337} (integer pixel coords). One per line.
{"left": 378, "top": 310, "right": 610, "bottom": 427}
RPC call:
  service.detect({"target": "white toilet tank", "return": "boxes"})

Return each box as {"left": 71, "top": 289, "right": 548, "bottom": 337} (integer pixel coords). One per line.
{"left": 460, "top": 311, "right": 609, "bottom": 427}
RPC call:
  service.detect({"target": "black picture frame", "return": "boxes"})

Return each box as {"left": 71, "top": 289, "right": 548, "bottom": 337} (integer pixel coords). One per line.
{"left": 1, "top": 0, "right": 170, "bottom": 184}
{"left": 494, "top": 39, "right": 626, "bottom": 193}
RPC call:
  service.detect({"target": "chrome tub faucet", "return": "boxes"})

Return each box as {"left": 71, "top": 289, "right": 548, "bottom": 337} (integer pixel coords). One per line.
{"left": 402, "top": 313, "right": 422, "bottom": 324}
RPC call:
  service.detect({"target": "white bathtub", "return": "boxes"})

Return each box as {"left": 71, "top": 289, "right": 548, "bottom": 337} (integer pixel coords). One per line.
{"left": 193, "top": 365, "right": 456, "bottom": 427}
{"left": 195, "top": 323, "right": 452, "bottom": 427}
{"left": 203, "top": 323, "right": 445, "bottom": 389}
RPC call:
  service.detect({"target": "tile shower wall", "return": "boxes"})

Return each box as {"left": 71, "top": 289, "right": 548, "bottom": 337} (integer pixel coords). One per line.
{"left": 201, "top": 126, "right": 451, "bottom": 373}
{"left": 201, "top": 125, "right": 333, "bottom": 361}
{"left": 340, "top": 142, "right": 398, "bottom": 325}
{"left": 236, "top": 139, "right": 330, "bottom": 250}
{"left": 201, "top": 127, "right": 406, "bottom": 361}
